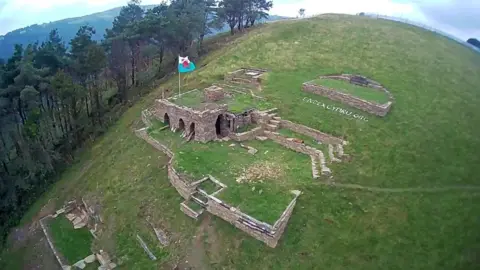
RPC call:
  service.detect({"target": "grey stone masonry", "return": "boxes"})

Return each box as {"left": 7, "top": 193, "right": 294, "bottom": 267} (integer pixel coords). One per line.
{"left": 280, "top": 120, "right": 345, "bottom": 145}
{"left": 204, "top": 85, "right": 225, "bottom": 102}
{"left": 152, "top": 99, "right": 228, "bottom": 142}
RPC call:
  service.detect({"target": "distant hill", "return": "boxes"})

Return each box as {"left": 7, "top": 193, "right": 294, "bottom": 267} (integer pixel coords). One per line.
{"left": 0, "top": 5, "right": 289, "bottom": 60}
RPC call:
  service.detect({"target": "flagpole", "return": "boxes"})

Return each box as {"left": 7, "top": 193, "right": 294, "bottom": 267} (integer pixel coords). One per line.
{"left": 178, "top": 55, "right": 181, "bottom": 97}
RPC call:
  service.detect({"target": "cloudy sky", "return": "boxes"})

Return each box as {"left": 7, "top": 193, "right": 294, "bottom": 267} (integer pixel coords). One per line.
{"left": 0, "top": 0, "right": 478, "bottom": 40}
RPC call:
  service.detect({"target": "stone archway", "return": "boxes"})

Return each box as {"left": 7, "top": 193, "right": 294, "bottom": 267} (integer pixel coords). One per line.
{"left": 215, "top": 115, "right": 224, "bottom": 136}
{"left": 188, "top": 122, "right": 195, "bottom": 140}
{"left": 179, "top": 119, "right": 185, "bottom": 131}
{"left": 164, "top": 113, "right": 170, "bottom": 126}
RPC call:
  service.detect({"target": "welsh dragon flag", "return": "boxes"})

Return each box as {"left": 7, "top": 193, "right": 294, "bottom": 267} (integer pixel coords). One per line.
{"left": 178, "top": 56, "right": 196, "bottom": 73}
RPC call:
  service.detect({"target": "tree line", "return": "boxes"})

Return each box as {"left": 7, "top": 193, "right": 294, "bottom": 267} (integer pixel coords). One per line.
{"left": 0, "top": 0, "right": 272, "bottom": 243}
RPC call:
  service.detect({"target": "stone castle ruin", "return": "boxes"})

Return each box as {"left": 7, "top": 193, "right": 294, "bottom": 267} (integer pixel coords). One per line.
{"left": 303, "top": 74, "right": 394, "bottom": 116}
{"left": 135, "top": 69, "right": 350, "bottom": 247}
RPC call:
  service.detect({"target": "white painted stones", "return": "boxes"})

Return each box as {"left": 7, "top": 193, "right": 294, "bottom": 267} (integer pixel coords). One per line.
{"left": 248, "top": 148, "right": 258, "bottom": 155}
{"left": 336, "top": 144, "right": 344, "bottom": 157}
{"left": 311, "top": 155, "right": 319, "bottom": 179}
{"left": 317, "top": 151, "right": 332, "bottom": 175}
{"left": 73, "top": 259, "right": 86, "bottom": 269}
{"left": 84, "top": 254, "right": 96, "bottom": 263}
{"left": 328, "top": 144, "right": 341, "bottom": 163}
{"left": 66, "top": 213, "right": 76, "bottom": 221}
{"left": 136, "top": 234, "right": 157, "bottom": 260}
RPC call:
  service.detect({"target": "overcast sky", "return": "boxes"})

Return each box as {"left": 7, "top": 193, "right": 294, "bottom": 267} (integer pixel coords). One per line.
{"left": 0, "top": 0, "right": 478, "bottom": 40}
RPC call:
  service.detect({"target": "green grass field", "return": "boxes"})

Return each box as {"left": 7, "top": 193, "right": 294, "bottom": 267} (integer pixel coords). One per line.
{"left": 311, "top": 78, "right": 390, "bottom": 103}
{"left": 49, "top": 216, "right": 93, "bottom": 264}
{"left": 3, "top": 15, "right": 480, "bottom": 270}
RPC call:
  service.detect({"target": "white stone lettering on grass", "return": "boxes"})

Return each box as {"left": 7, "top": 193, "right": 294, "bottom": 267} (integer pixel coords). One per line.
{"left": 302, "top": 97, "right": 369, "bottom": 122}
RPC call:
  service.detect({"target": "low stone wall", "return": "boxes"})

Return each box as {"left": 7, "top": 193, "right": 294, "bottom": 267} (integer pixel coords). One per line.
{"left": 264, "top": 131, "right": 323, "bottom": 156}
{"left": 302, "top": 83, "right": 392, "bottom": 117}
{"left": 207, "top": 195, "right": 284, "bottom": 248}
{"left": 135, "top": 128, "right": 174, "bottom": 157}
{"left": 280, "top": 120, "right": 344, "bottom": 145}
{"left": 180, "top": 202, "right": 203, "bottom": 220}
{"left": 228, "top": 127, "right": 264, "bottom": 141}
{"left": 135, "top": 128, "right": 194, "bottom": 199}
{"left": 272, "top": 192, "right": 299, "bottom": 236}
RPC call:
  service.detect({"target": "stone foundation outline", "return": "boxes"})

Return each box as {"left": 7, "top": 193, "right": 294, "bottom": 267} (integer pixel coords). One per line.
{"left": 302, "top": 74, "right": 394, "bottom": 117}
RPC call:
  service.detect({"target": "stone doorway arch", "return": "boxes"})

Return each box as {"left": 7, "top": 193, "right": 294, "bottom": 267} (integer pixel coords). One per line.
{"left": 164, "top": 113, "right": 170, "bottom": 126}
{"left": 215, "top": 115, "right": 224, "bottom": 136}
{"left": 179, "top": 119, "right": 185, "bottom": 131}
{"left": 188, "top": 122, "right": 195, "bottom": 140}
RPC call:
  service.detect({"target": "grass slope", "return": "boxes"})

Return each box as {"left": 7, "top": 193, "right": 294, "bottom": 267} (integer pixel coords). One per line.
{"left": 3, "top": 15, "right": 480, "bottom": 270}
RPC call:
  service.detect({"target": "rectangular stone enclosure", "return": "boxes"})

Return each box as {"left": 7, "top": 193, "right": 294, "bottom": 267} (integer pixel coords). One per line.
{"left": 303, "top": 74, "right": 394, "bottom": 117}
{"left": 224, "top": 68, "right": 268, "bottom": 88}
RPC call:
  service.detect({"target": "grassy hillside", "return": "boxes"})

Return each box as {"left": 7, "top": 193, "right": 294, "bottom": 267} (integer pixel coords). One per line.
{"left": 2, "top": 15, "right": 480, "bottom": 270}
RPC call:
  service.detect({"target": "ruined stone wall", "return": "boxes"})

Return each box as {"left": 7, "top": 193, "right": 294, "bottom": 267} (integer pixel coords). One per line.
{"left": 279, "top": 120, "right": 344, "bottom": 145}
{"left": 135, "top": 128, "right": 194, "bottom": 199}
{"left": 168, "top": 165, "right": 195, "bottom": 199}
{"left": 206, "top": 196, "right": 280, "bottom": 248}
{"left": 302, "top": 83, "right": 392, "bottom": 117}
{"left": 180, "top": 202, "right": 202, "bottom": 220}
{"left": 134, "top": 128, "right": 174, "bottom": 157}
{"left": 251, "top": 110, "right": 273, "bottom": 125}
{"left": 206, "top": 192, "right": 299, "bottom": 248}
{"left": 204, "top": 86, "right": 225, "bottom": 102}
{"left": 152, "top": 99, "right": 228, "bottom": 142}
{"left": 228, "top": 127, "right": 264, "bottom": 141}
{"left": 272, "top": 196, "right": 298, "bottom": 238}
{"left": 264, "top": 131, "right": 320, "bottom": 156}
{"left": 234, "top": 112, "right": 253, "bottom": 130}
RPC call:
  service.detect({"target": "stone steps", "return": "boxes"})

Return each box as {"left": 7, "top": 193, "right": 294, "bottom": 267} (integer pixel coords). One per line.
{"left": 265, "top": 124, "right": 279, "bottom": 131}
{"left": 255, "top": 136, "right": 268, "bottom": 141}
{"left": 269, "top": 119, "right": 281, "bottom": 125}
